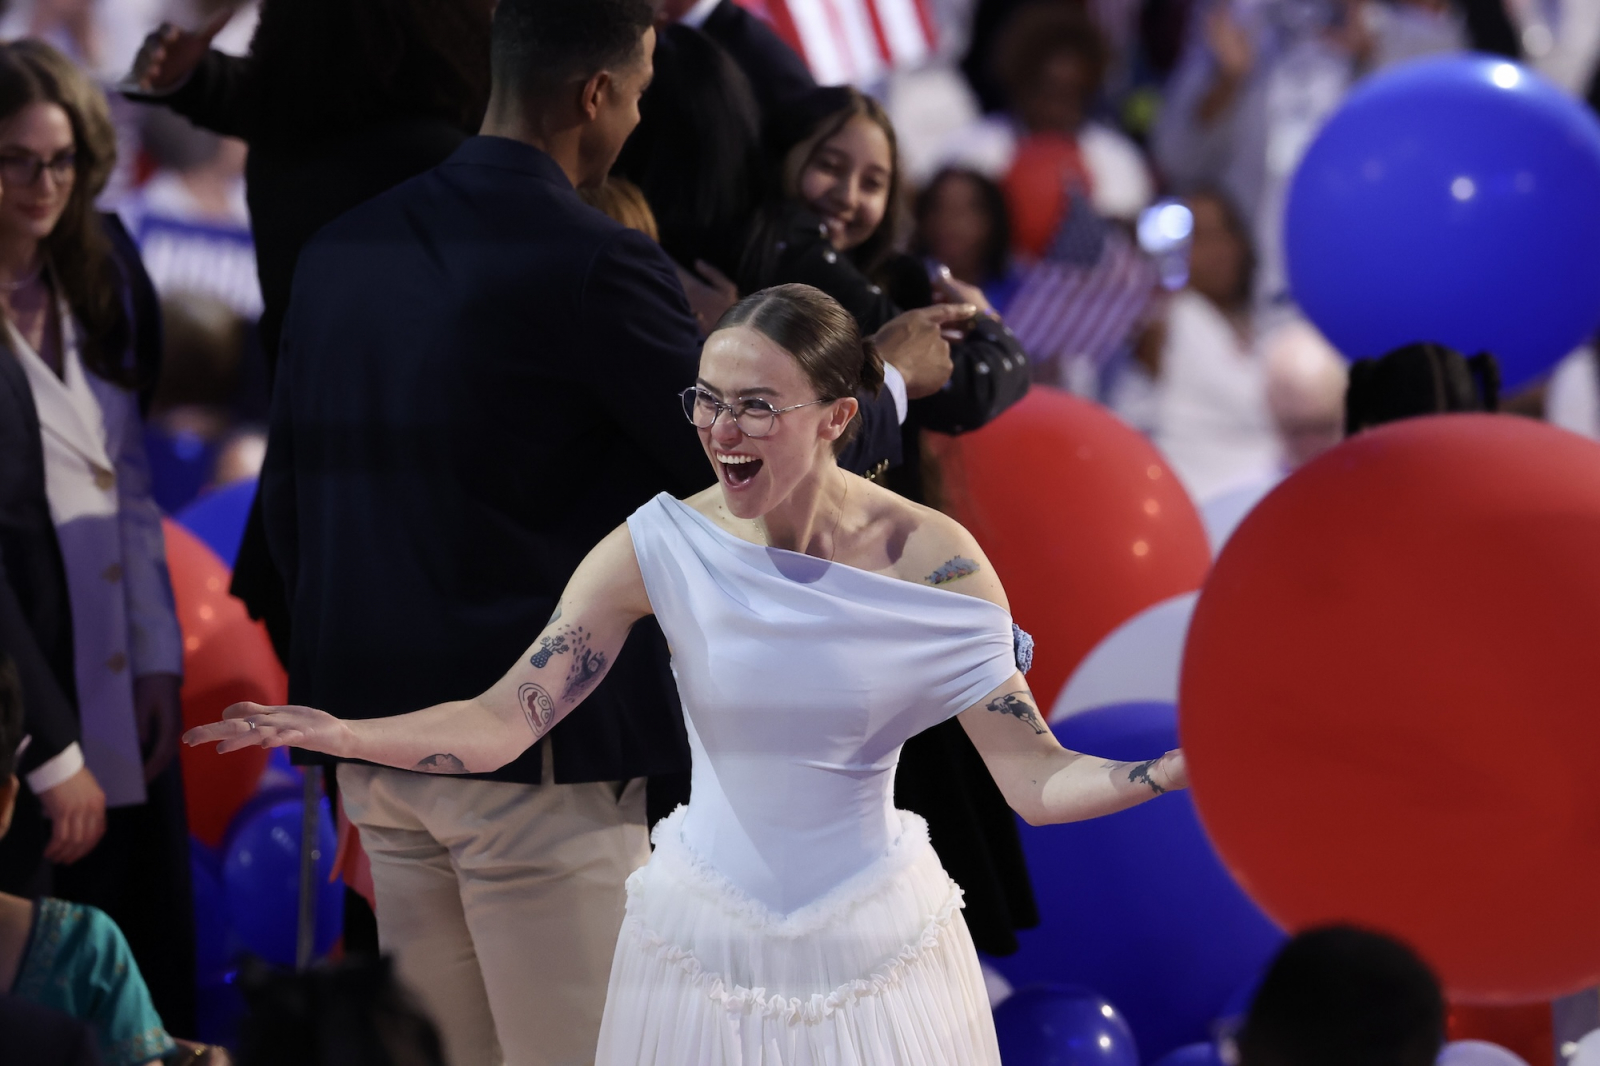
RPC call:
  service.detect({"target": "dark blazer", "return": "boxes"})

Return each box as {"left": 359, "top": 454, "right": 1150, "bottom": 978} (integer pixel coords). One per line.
{"left": 699, "top": 0, "right": 817, "bottom": 117}
{"left": 266, "top": 138, "right": 742, "bottom": 783}
{"left": 0, "top": 996, "right": 105, "bottom": 1066}
{"left": 0, "top": 322, "right": 79, "bottom": 780}
{"left": 127, "top": 53, "right": 472, "bottom": 657}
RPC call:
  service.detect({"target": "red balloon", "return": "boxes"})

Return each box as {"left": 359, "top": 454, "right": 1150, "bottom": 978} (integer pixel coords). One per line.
{"left": 933, "top": 388, "right": 1211, "bottom": 710}
{"left": 163, "top": 520, "right": 280, "bottom": 847}
{"left": 1181, "top": 415, "right": 1600, "bottom": 1002}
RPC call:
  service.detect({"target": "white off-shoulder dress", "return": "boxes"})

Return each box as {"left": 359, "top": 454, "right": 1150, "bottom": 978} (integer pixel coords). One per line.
{"left": 596, "top": 494, "right": 1019, "bottom": 1065}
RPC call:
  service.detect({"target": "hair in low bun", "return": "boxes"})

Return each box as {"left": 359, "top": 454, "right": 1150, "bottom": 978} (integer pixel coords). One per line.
{"left": 717, "top": 283, "right": 880, "bottom": 452}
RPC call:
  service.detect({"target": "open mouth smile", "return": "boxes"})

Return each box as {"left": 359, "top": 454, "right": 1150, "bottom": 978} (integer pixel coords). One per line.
{"left": 716, "top": 452, "right": 763, "bottom": 488}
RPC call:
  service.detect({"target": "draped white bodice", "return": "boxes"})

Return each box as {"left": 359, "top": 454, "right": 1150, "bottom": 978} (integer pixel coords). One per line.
{"left": 627, "top": 494, "right": 1017, "bottom": 915}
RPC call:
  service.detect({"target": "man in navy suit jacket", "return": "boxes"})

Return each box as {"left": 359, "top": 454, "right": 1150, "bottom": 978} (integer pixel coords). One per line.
{"left": 260, "top": 1, "right": 906, "bottom": 1062}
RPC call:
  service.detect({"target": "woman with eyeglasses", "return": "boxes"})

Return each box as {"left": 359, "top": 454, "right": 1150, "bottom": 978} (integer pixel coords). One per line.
{"left": 0, "top": 39, "right": 195, "bottom": 1041}
{"left": 187, "top": 282, "right": 1187, "bottom": 1064}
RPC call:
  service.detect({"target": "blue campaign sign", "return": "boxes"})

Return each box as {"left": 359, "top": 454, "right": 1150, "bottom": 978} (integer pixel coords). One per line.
{"left": 135, "top": 215, "right": 263, "bottom": 320}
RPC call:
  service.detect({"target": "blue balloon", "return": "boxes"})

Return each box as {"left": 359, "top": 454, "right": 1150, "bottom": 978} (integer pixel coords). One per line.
{"left": 176, "top": 478, "right": 258, "bottom": 569}
{"left": 1285, "top": 56, "right": 1600, "bottom": 392}
{"left": 1151, "top": 1043, "right": 1226, "bottom": 1066}
{"left": 221, "top": 797, "right": 343, "bottom": 967}
{"left": 144, "top": 426, "right": 219, "bottom": 515}
{"left": 994, "top": 985, "right": 1139, "bottom": 1066}
{"left": 989, "top": 702, "right": 1284, "bottom": 1061}
{"left": 190, "top": 841, "right": 230, "bottom": 978}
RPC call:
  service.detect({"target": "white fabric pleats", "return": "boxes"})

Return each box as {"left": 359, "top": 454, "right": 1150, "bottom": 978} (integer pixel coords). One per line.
{"left": 595, "top": 808, "right": 1002, "bottom": 1065}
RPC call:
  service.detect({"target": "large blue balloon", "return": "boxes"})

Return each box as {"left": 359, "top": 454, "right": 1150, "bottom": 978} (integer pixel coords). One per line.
{"left": 221, "top": 796, "right": 343, "bottom": 967}
{"left": 1286, "top": 56, "right": 1600, "bottom": 392}
{"left": 993, "top": 985, "right": 1139, "bottom": 1066}
{"left": 1151, "top": 1043, "right": 1226, "bottom": 1066}
{"left": 176, "top": 478, "right": 258, "bottom": 569}
{"left": 989, "top": 702, "right": 1284, "bottom": 1061}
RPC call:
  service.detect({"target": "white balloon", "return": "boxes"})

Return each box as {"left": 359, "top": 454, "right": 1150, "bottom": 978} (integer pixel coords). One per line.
{"left": 1568, "top": 1027, "right": 1600, "bottom": 1066}
{"left": 1200, "top": 473, "right": 1280, "bottom": 554}
{"left": 1436, "top": 1040, "right": 1530, "bottom": 1066}
{"left": 1050, "top": 591, "right": 1197, "bottom": 722}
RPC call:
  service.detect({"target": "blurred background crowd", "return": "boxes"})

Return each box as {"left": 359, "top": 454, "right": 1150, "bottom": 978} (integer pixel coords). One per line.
{"left": 30, "top": 0, "right": 1600, "bottom": 521}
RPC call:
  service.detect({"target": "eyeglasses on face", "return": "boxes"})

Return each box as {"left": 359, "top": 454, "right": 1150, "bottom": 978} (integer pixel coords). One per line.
{"left": 0, "top": 148, "right": 75, "bottom": 189}
{"left": 680, "top": 387, "right": 832, "bottom": 439}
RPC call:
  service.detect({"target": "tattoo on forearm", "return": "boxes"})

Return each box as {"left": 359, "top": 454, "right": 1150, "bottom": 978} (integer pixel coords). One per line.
{"left": 415, "top": 753, "right": 468, "bottom": 774}
{"left": 926, "top": 556, "right": 980, "bottom": 586}
{"left": 1127, "top": 759, "right": 1166, "bottom": 795}
{"left": 985, "top": 691, "right": 1047, "bottom": 735}
{"left": 561, "top": 628, "right": 607, "bottom": 701}
{"left": 519, "top": 682, "right": 556, "bottom": 737}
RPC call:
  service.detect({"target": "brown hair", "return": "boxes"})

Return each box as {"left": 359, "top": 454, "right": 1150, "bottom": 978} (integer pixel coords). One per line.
{"left": 716, "top": 283, "right": 883, "bottom": 452}
{"left": 777, "top": 88, "right": 905, "bottom": 274}
{"left": 0, "top": 41, "right": 133, "bottom": 387}
{"left": 579, "top": 177, "right": 660, "bottom": 241}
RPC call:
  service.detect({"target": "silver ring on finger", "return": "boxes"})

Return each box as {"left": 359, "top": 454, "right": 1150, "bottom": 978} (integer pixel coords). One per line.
{"left": 247, "top": 718, "right": 259, "bottom": 731}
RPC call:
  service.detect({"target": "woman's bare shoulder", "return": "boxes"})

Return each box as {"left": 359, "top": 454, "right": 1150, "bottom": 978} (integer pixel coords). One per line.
{"left": 859, "top": 481, "right": 1009, "bottom": 610}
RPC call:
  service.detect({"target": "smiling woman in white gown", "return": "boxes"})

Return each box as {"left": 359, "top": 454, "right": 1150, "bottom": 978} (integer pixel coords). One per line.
{"left": 186, "top": 283, "right": 1188, "bottom": 1065}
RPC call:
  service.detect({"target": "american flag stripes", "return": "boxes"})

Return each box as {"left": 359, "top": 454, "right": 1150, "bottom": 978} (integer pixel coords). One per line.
{"left": 735, "top": 0, "right": 939, "bottom": 85}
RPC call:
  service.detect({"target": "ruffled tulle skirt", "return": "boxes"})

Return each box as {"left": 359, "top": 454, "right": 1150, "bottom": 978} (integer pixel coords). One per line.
{"left": 594, "top": 808, "right": 1001, "bottom": 1065}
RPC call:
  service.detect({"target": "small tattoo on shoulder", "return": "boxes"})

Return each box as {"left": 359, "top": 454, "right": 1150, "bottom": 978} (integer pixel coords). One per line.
{"left": 1127, "top": 759, "right": 1166, "bottom": 795}
{"left": 926, "top": 556, "right": 980, "bottom": 586}
{"left": 415, "top": 753, "right": 467, "bottom": 774}
{"left": 985, "top": 690, "right": 1047, "bottom": 735}
{"left": 529, "top": 629, "right": 572, "bottom": 669}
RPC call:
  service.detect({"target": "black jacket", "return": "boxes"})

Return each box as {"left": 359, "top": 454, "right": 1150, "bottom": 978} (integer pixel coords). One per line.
{"left": 0, "top": 997, "right": 104, "bottom": 1066}
{"left": 0, "top": 346, "right": 78, "bottom": 777}
{"left": 265, "top": 138, "right": 898, "bottom": 785}
{"left": 699, "top": 0, "right": 818, "bottom": 117}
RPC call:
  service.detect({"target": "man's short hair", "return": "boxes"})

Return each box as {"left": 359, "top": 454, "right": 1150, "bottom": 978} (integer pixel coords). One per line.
{"left": 1238, "top": 925, "right": 1445, "bottom": 1066}
{"left": 491, "top": 0, "right": 654, "bottom": 101}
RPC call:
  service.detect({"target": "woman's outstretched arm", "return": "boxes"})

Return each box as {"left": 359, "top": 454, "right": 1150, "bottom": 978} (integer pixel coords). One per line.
{"left": 957, "top": 674, "right": 1187, "bottom": 826}
{"left": 182, "top": 524, "right": 653, "bottom": 774}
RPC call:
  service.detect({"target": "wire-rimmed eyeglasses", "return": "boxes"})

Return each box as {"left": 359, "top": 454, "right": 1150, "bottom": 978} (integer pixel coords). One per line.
{"left": 680, "top": 387, "right": 832, "bottom": 439}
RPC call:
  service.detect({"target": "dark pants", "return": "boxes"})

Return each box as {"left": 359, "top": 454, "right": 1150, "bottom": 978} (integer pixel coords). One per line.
{"left": 0, "top": 761, "right": 197, "bottom": 1036}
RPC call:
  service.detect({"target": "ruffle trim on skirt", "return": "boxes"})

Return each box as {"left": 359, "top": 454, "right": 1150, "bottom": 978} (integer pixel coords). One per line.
{"left": 596, "top": 807, "right": 1002, "bottom": 1065}
{"left": 618, "top": 881, "right": 966, "bottom": 1025}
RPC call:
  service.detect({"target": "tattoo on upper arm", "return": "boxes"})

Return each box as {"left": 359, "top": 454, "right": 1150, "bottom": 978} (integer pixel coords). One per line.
{"left": 519, "top": 682, "right": 556, "bottom": 737}
{"left": 415, "top": 753, "right": 468, "bottom": 774}
{"left": 985, "top": 691, "right": 1047, "bottom": 735}
{"left": 561, "top": 628, "right": 607, "bottom": 701}
{"left": 926, "top": 556, "right": 980, "bottom": 586}
{"left": 529, "top": 629, "right": 572, "bottom": 669}
{"left": 1127, "top": 759, "right": 1166, "bottom": 795}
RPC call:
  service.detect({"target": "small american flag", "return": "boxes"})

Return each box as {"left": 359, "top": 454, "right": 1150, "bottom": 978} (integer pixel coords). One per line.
{"left": 1005, "top": 197, "right": 1159, "bottom": 387}
{"left": 736, "top": 0, "right": 939, "bottom": 85}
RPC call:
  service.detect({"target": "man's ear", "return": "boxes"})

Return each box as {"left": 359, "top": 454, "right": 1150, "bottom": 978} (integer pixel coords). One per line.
{"left": 578, "top": 69, "right": 614, "bottom": 122}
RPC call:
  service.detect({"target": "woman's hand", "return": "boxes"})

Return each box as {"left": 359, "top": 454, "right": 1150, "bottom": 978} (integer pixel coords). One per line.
{"left": 931, "top": 267, "right": 995, "bottom": 318}
{"left": 183, "top": 701, "right": 354, "bottom": 758}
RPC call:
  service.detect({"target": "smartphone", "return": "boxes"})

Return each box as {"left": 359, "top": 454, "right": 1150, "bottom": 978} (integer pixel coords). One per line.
{"left": 1136, "top": 199, "right": 1194, "bottom": 291}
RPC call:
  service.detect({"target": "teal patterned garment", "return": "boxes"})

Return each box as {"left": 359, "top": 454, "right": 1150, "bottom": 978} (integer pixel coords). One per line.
{"left": 11, "top": 898, "right": 176, "bottom": 1066}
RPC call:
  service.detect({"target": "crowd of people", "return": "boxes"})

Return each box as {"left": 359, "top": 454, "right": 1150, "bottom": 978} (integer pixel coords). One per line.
{"left": 0, "top": 0, "right": 1595, "bottom": 1063}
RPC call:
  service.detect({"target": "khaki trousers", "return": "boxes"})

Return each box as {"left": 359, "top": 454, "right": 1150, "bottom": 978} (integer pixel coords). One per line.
{"left": 338, "top": 750, "right": 649, "bottom": 1066}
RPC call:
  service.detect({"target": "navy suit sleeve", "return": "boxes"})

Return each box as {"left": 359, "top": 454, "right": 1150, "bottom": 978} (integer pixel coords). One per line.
{"left": 581, "top": 230, "right": 717, "bottom": 497}
{"left": 836, "top": 390, "right": 902, "bottom": 476}
{"left": 0, "top": 560, "right": 78, "bottom": 773}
